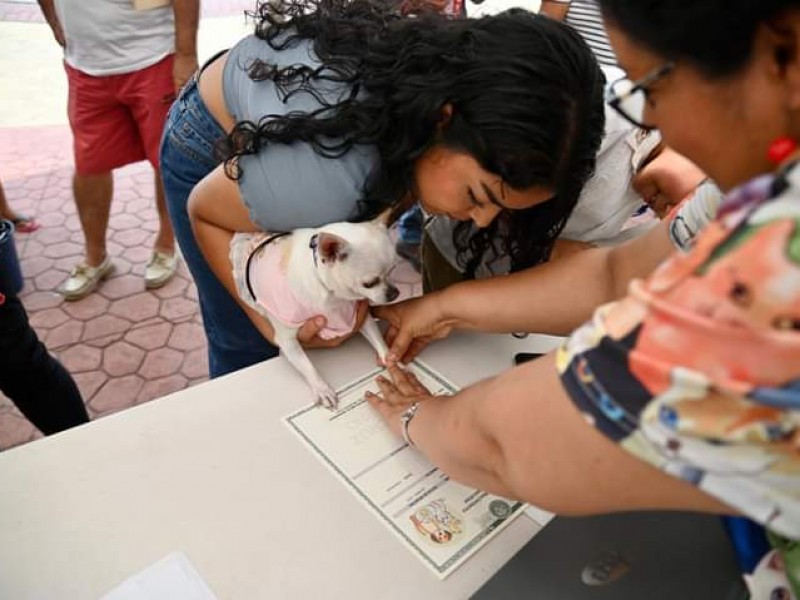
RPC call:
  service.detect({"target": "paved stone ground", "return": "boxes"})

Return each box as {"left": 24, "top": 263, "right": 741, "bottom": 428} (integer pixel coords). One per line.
{"left": 0, "top": 125, "right": 211, "bottom": 448}
{"left": 0, "top": 2, "right": 423, "bottom": 450}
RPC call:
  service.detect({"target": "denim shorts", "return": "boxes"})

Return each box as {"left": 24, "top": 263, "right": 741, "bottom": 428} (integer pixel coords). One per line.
{"left": 159, "top": 75, "right": 278, "bottom": 377}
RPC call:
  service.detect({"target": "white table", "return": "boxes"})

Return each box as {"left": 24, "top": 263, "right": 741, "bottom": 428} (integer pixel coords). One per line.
{"left": 0, "top": 332, "right": 561, "bottom": 599}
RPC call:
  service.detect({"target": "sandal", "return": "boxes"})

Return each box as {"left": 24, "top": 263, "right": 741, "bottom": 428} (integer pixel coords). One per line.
{"left": 10, "top": 215, "right": 41, "bottom": 234}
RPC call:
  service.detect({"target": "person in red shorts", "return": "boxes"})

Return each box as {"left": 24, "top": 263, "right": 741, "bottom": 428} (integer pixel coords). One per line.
{"left": 36, "top": 0, "right": 199, "bottom": 300}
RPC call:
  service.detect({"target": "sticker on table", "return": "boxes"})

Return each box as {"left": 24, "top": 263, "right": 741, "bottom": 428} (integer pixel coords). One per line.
{"left": 284, "top": 361, "right": 525, "bottom": 579}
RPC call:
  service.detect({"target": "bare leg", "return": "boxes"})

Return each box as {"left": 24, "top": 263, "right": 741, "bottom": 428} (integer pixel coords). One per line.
{"left": 153, "top": 171, "right": 175, "bottom": 255}
{"left": 73, "top": 172, "right": 112, "bottom": 267}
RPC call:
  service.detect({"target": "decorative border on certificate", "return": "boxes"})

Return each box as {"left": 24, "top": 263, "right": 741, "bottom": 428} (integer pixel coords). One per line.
{"left": 284, "top": 361, "right": 525, "bottom": 579}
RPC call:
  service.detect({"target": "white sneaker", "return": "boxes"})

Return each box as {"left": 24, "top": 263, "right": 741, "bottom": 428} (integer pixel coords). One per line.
{"left": 57, "top": 255, "right": 115, "bottom": 301}
{"left": 144, "top": 250, "right": 178, "bottom": 289}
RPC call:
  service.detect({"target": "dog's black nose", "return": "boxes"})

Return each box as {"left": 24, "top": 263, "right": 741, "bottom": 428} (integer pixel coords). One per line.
{"left": 385, "top": 284, "right": 400, "bottom": 303}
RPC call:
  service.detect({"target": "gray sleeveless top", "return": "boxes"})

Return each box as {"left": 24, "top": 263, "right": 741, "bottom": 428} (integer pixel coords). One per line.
{"left": 222, "top": 34, "right": 378, "bottom": 232}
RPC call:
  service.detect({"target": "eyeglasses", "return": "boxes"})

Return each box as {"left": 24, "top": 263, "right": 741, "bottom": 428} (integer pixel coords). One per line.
{"left": 606, "top": 62, "right": 675, "bottom": 130}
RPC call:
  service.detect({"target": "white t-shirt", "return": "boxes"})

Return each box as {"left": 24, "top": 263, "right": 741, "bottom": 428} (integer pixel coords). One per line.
{"left": 428, "top": 65, "right": 662, "bottom": 277}
{"left": 55, "top": 0, "right": 175, "bottom": 76}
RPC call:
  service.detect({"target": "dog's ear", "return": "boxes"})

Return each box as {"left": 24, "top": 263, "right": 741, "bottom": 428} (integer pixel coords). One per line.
{"left": 317, "top": 232, "right": 349, "bottom": 263}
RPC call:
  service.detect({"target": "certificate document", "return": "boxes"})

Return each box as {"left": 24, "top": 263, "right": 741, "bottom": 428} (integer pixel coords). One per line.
{"left": 284, "top": 361, "right": 525, "bottom": 579}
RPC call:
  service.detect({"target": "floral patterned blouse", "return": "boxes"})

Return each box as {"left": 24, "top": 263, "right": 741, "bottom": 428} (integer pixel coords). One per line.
{"left": 558, "top": 164, "right": 800, "bottom": 595}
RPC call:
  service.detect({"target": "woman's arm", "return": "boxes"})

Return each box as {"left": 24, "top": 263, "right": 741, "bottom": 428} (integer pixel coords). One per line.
{"left": 367, "top": 360, "right": 732, "bottom": 516}
{"left": 449, "top": 217, "right": 674, "bottom": 333}
{"left": 187, "top": 165, "right": 280, "bottom": 344}
{"left": 377, "top": 217, "right": 674, "bottom": 362}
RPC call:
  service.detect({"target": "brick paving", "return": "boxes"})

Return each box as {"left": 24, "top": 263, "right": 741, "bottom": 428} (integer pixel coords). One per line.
{"left": 0, "top": 125, "right": 210, "bottom": 449}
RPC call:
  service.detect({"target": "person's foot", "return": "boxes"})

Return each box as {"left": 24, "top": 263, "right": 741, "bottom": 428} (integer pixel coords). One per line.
{"left": 8, "top": 214, "right": 41, "bottom": 234}
{"left": 57, "top": 255, "right": 115, "bottom": 300}
{"left": 2, "top": 212, "right": 41, "bottom": 233}
{"left": 144, "top": 250, "right": 178, "bottom": 289}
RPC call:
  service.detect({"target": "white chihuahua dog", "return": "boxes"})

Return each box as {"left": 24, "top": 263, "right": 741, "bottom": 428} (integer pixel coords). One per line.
{"left": 231, "top": 220, "right": 399, "bottom": 408}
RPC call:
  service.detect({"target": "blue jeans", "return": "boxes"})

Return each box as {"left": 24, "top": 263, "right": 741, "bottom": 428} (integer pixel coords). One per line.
{"left": 159, "top": 77, "right": 278, "bottom": 377}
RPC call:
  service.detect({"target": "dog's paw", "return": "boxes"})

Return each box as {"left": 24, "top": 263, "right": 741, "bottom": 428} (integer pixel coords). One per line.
{"left": 313, "top": 383, "right": 339, "bottom": 410}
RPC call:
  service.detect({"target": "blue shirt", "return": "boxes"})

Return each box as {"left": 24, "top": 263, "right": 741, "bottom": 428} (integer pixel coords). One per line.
{"left": 223, "top": 34, "right": 379, "bottom": 232}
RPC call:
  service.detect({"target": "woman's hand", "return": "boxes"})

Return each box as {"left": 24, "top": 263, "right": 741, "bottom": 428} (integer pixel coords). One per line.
{"left": 365, "top": 364, "right": 436, "bottom": 438}
{"left": 372, "top": 292, "right": 458, "bottom": 364}
{"left": 297, "top": 300, "right": 370, "bottom": 348}
{"left": 634, "top": 147, "right": 706, "bottom": 218}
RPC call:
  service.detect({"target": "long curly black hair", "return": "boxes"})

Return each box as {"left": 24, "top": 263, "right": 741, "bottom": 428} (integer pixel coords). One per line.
{"left": 219, "top": 0, "right": 605, "bottom": 274}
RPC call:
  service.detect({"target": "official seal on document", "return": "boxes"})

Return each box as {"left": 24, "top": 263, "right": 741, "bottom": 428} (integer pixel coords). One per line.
{"left": 489, "top": 500, "right": 512, "bottom": 519}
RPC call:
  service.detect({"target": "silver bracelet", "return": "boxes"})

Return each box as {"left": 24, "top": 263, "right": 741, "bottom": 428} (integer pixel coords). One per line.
{"left": 400, "top": 402, "right": 421, "bottom": 448}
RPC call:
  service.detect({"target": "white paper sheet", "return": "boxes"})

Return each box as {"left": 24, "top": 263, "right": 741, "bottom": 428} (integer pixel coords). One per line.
{"left": 284, "top": 361, "right": 525, "bottom": 579}
{"left": 100, "top": 552, "right": 218, "bottom": 600}
{"left": 524, "top": 505, "right": 555, "bottom": 528}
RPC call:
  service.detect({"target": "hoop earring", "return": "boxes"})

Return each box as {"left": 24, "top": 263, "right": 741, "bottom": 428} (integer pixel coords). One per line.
{"left": 767, "top": 136, "right": 798, "bottom": 164}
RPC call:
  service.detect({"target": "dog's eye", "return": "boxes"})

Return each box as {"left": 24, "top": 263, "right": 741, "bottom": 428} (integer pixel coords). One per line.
{"left": 363, "top": 278, "right": 380, "bottom": 289}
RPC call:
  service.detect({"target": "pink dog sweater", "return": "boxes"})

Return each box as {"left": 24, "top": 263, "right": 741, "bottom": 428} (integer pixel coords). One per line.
{"left": 246, "top": 237, "right": 357, "bottom": 340}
